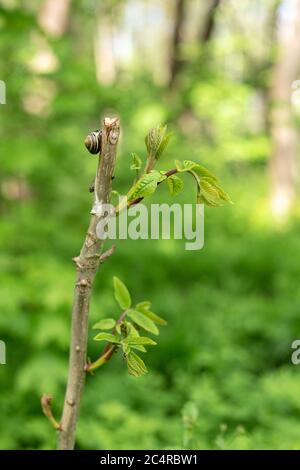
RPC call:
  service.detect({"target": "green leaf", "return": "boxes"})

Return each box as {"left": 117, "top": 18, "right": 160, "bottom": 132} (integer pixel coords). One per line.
{"left": 113, "top": 276, "right": 131, "bottom": 310}
{"left": 127, "top": 309, "right": 159, "bottom": 335}
{"left": 136, "top": 306, "right": 167, "bottom": 326}
{"left": 130, "top": 153, "right": 142, "bottom": 171}
{"left": 136, "top": 301, "right": 151, "bottom": 310}
{"left": 93, "top": 332, "right": 120, "bottom": 343}
{"left": 123, "top": 336, "right": 157, "bottom": 346}
{"left": 175, "top": 159, "right": 196, "bottom": 172}
{"left": 119, "top": 320, "right": 140, "bottom": 338}
{"left": 127, "top": 170, "right": 166, "bottom": 201}
{"left": 130, "top": 344, "right": 147, "bottom": 353}
{"left": 127, "top": 351, "right": 148, "bottom": 377}
{"left": 192, "top": 165, "right": 219, "bottom": 183}
{"left": 92, "top": 318, "right": 116, "bottom": 330}
{"left": 175, "top": 160, "right": 218, "bottom": 182}
{"left": 156, "top": 131, "right": 172, "bottom": 159}
{"left": 120, "top": 321, "right": 147, "bottom": 352}
{"left": 198, "top": 178, "right": 232, "bottom": 207}
{"left": 145, "top": 125, "right": 172, "bottom": 159}
{"left": 175, "top": 160, "right": 231, "bottom": 207}
{"left": 167, "top": 174, "right": 184, "bottom": 196}
{"left": 122, "top": 342, "right": 131, "bottom": 355}
{"left": 202, "top": 177, "right": 232, "bottom": 203}
{"left": 200, "top": 179, "right": 220, "bottom": 205}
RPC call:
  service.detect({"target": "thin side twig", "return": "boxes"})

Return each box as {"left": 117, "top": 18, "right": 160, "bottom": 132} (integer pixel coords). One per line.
{"left": 41, "top": 394, "right": 61, "bottom": 430}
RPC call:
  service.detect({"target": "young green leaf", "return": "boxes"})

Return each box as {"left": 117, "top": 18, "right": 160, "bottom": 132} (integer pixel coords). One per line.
{"left": 192, "top": 165, "right": 219, "bottom": 183}
{"left": 200, "top": 179, "right": 222, "bottom": 207}
{"left": 123, "top": 336, "right": 157, "bottom": 346}
{"left": 175, "top": 160, "right": 218, "bottom": 182}
{"left": 175, "top": 159, "right": 196, "bottom": 173}
{"left": 136, "top": 301, "right": 151, "bottom": 310}
{"left": 130, "top": 153, "right": 142, "bottom": 171}
{"left": 174, "top": 159, "right": 231, "bottom": 207}
{"left": 113, "top": 276, "right": 131, "bottom": 310}
{"left": 127, "top": 351, "right": 148, "bottom": 377}
{"left": 156, "top": 131, "right": 172, "bottom": 159}
{"left": 119, "top": 320, "right": 141, "bottom": 338}
{"left": 202, "top": 177, "right": 232, "bottom": 203}
{"left": 122, "top": 342, "right": 131, "bottom": 356}
{"left": 198, "top": 177, "right": 232, "bottom": 207}
{"left": 136, "top": 305, "right": 167, "bottom": 326}
{"left": 92, "top": 318, "right": 116, "bottom": 330}
{"left": 167, "top": 174, "right": 184, "bottom": 196}
{"left": 118, "top": 320, "right": 147, "bottom": 352}
{"left": 145, "top": 125, "right": 172, "bottom": 159}
{"left": 130, "top": 344, "right": 147, "bottom": 353}
{"left": 127, "top": 170, "right": 166, "bottom": 201}
{"left": 127, "top": 309, "right": 159, "bottom": 335}
{"left": 93, "top": 332, "right": 120, "bottom": 343}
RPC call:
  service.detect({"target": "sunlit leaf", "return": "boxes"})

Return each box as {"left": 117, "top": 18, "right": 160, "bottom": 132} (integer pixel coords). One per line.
{"left": 123, "top": 336, "right": 157, "bottom": 346}
{"left": 130, "top": 153, "right": 142, "bottom": 171}
{"left": 136, "top": 306, "right": 167, "bottom": 326}
{"left": 92, "top": 318, "right": 116, "bottom": 330}
{"left": 145, "top": 125, "right": 172, "bottom": 159}
{"left": 130, "top": 344, "right": 147, "bottom": 352}
{"left": 136, "top": 301, "right": 151, "bottom": 310}
{"left": 174, "top": 159, "right": 231, "bottom": 207}
{"left": 127, "top": 170, "right": 166, "bottom": 201}
{"left": 93, "top": 332, "right": 120, "bottom": 343}
{"left": 127, "top": 351, "right": 148, "bottom": 377}
{"left": 113, "top": 277, "right": 131, "bottom": 310}
{"left": 167, "top": 174, "right": 184, "bottom": 196}
{"left": 127, "top": 309, "right": 159, "bottom": 335}
{"left": 175, "top": 160, "right": 218, "bottom": 182}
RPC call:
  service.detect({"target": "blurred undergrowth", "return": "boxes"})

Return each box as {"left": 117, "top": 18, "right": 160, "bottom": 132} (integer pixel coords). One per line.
{"left": 1, "top": 0, "right": 300, "bottom": 450}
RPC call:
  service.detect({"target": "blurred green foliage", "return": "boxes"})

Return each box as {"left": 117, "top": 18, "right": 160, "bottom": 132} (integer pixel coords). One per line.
{"left": 0, "top": 0, "right": 300, "bottom": 450}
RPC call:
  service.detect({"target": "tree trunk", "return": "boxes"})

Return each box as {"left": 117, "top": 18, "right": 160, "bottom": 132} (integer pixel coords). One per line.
{"left": 168, "top": 0, "right": 221, "bottom": 88}
{"left": 270, "top": 0, "right": 300, "bottom": 218}
{"left": 168, "top": 0, "right": 186, "bottom": 88}
{"left": 198, "top": 0, "right": 220, "bottom": 43}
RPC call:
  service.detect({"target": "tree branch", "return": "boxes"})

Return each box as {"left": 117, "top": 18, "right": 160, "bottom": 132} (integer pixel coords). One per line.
{"left": 57, "top": 117, "right": 120, "bottom": 450}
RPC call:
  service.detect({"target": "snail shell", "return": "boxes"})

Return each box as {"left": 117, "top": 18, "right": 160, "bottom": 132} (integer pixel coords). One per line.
{"left": 84, "top": 129, "right": 102, "bottom": 154}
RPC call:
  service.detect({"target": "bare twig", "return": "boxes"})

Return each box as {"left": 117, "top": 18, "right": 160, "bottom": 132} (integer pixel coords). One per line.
{"left": 99, "top": 244, "right": 116, "bottom": 264}
{"left": 41, "top": 394, "right": 61, "bottom": 430}
{"left": 57, "top": 117, "right": 120, "bottom": 450}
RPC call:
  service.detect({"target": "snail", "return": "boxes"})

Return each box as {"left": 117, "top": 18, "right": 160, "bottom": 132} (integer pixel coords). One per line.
{"left": 84, "top": 129, "right": 102, "bottom": 155}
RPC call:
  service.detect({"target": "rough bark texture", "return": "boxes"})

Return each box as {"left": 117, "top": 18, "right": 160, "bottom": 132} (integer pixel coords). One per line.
{"left": 270, "top": 0, "right": 300, "bottom": 218}
{"left": 57, "top": 117, "right": 120, "bottom": 450}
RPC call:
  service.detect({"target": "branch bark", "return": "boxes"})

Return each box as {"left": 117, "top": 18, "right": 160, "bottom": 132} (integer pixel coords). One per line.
{"left": 57, "top": 117, "right": 120, "bottom": 450}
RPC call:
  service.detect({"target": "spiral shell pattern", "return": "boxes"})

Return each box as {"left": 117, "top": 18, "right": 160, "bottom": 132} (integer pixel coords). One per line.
{"left": 84, "top": 129, "right": 102, "bottom": 154}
